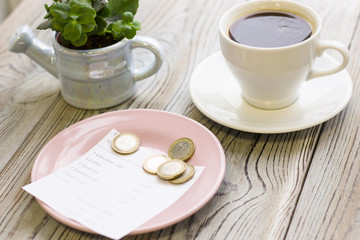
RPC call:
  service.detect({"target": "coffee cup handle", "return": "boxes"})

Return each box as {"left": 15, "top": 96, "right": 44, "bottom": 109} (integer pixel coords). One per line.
{"left": 130, "top": 36, "right": 163, "bottom": 82}
{"left": 308, "top": 40, "right": 350, "bottom": 80}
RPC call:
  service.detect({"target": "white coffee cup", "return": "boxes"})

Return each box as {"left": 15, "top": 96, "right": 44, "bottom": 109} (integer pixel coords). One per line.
{"left": 219, "top": 0, "right": 350, "bottom": 109}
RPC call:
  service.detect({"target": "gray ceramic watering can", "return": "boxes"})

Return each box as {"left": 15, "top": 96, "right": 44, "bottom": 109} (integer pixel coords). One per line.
{"left": 8, "top": 25, "right": 163, "bottom": 109}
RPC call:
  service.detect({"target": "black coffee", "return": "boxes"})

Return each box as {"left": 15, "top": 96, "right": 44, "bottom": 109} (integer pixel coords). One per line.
{"left": 229, "top": 11, "right": 312, "bottom": 48}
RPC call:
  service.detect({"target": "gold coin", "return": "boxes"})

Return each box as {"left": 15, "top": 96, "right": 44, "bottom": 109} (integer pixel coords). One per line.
{"left": 111, "top": 132, "right": 140, "bottom": 154}
{"left": 143, "top": 155, "right": 171, "bottom": 174}
{"left": 169, "top": 164, "right": 195, "bottom": 184}
{"left": 157, "top": 159, "right": 186, "bottom": 180}
{"left": 168, "top": 137, "right": 195, "bottom": 161}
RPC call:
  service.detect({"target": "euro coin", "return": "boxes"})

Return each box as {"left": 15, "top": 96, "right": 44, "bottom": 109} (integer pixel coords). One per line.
{"left": 157, "top": 159, "right": 186, "bottom": 180}
{"left": 169, "top": 164, "right": 195, "bottom": 184}
{"left": 143, "top": 155, "right": 171, "bottom": 174}
{"left": 111, "top": 132, "right": 140, "bottom": 154}
{"left": 168, "top": 137, "right": 195, "bottom": 161}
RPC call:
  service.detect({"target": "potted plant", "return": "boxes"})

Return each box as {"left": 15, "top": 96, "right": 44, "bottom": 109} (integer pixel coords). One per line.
{"left": 37, "top": 0, "right": 141, "bottom": 49}
{"left": 9, "top": 0, "right": 163, "bottom": 109}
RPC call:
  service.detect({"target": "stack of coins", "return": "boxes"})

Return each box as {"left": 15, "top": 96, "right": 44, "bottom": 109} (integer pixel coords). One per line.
{"left": 143, "top": 137, "right": 196, "bottom": 184}
{"left": 143, "top": 155, "right": 171, "bottom": 174}
{"left": 111, "top": 133, "right": 196, "bottom": 184}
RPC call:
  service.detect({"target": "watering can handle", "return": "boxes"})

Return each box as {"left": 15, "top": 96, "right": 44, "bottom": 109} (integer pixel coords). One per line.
{"left": 130, "top": 36, "right": 163, "bottom": 82}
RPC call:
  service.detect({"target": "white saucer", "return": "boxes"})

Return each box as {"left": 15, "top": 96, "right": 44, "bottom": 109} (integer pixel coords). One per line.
{"left": 189, "top": 52, "right": 352, "bottom": 134}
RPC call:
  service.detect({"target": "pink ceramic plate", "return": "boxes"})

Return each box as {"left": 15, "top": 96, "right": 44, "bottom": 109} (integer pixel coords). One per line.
{"left": 31, "top": 109, "right": 226, "bottom": 235}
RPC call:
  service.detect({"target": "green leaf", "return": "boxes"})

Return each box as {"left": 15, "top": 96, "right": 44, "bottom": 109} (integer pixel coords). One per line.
{"left": 81, "top": 19, "right": 97, "bottom": 32}
{"left": 50, "top": 3, "right": 71, "bottom": 23}
{"left": 37, "top": 20, "right": 53, "bottom": 30}
{"left": 110, "top": 13, "right": 140, "bottom": 40}
{"left": 112, "top": 20, "right": 126, "bottom": 33}
{"left": 63, "top": 21, "right": 82, "bottom": 42}
{"left": 51, "top": 18, "right": 67, "bottom": 31}
{"left": 107, "top": 0, "right": 138, "bottom": 21}
{"left": 77, "top": 7, "right": 97, "bottom": 24}
{"left": 121, "top": 12, "right": 133, "bottom": 24}
{"left": 44, "top": 4, "right": 52, "bottom": 19}
{"left": 70, "top": 0, "right": 92, "bottom": 7}
{"left": 108, "top": 22, "right": 123, "bottom": 40}
{"left": 72, "top": 32, "right": 88, "bottom": 46}
{"left": 93, "top": 16, "right": 107, "bottom": 34}
{"left": 132, "top": 20, "right": 141, "bottom": 30}
{"left": 69, "top": 2, "right": 96, "bottom": 24}
{"left": 97, "top": 5, "right": 111, "bottom": 18}
{"left": 124, "top": 25, "right": 136, "bottom": 39}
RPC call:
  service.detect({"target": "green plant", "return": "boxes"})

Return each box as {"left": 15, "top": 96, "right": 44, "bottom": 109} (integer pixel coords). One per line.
{"left": 37, "top": 0, "right": 141, "bottom": 48}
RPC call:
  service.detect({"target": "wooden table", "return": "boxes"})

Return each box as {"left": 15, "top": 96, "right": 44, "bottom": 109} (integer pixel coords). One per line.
{"left": 1, "top": 0, "right": 360, "bottom": 239}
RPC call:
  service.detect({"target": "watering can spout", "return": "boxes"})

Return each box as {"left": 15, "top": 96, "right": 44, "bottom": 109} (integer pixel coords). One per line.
{"left": 8, "top": 25, "right": 57, "bottom": 78}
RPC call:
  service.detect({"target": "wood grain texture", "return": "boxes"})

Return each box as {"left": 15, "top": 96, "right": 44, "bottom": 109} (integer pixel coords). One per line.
{"left": 0, "top": 0, "right": 359, "bottom": 239}
{"left": 286, "top": 0, "right": 360, "bottom": 238}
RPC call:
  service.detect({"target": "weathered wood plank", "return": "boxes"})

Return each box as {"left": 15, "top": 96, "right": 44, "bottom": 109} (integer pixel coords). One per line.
{"left": 0, "top": 0, "right": 58, "bottom": 174}
{"left": 286, "top": 0, "right": 360, "bottom": 238}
